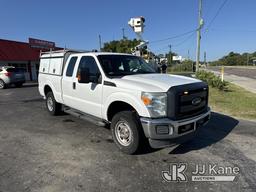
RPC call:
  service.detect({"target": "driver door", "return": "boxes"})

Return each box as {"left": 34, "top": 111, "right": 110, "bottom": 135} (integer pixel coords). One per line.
{"left": 72, "top": 56, "right": 103, "bottom": 118}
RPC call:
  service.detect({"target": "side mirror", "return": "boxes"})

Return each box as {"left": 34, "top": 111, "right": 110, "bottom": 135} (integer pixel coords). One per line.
{"left": 77, "top": 68, "right": 90, "bottom": 83}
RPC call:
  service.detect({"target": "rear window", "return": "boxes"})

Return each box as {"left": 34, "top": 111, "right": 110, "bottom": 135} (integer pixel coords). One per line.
{"left": 66, "top": 57, "right": 78, "bottom": 77}
{"left": 7, "top": 68, "right": 25, "bottom": 73}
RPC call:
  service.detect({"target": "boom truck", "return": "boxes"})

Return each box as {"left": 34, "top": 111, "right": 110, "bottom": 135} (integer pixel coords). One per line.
{"left": 38, "top": 49, "right": 211, "bottom": 154}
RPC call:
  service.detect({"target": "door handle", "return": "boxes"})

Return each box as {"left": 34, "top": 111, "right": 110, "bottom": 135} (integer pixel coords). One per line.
{"left": 73, "top": 82, "right": 76, "bottom": 89}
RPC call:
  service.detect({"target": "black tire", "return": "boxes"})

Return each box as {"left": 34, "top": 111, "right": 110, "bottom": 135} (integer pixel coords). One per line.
{"left": 46, "top": 92, "right": 62, "bottom": 115}
{"left": 111, "top": 111, "right": 146, "bottom": 154}
{"left": 15, "top": 83, "right": 23, "bottom": 88}
{"left": 0, "top": 79, "right": 6, "bottom": 89}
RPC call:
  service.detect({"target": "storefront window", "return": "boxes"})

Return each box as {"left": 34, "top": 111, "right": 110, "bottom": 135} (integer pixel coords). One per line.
{"left": 8, "top": 63, "right": 28, "bottom": 72}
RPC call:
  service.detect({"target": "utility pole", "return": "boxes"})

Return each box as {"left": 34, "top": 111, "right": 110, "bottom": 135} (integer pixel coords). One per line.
{"left": 196, "top": 0, "right": 203, "bottom": 72}
{"left": 204, "top": 51, "right": 206, "bottom": 66}
{"left": 169, "top": 44, "right": 172, "bottom": 66}
{"left": 188, "top": 49, "right": 193, "bottom": 72}
{"left": 122, "top": 28, "right": 125, "bottom": 39}
{"left": 247, "top": 53, "right": 249, "bottom": 66}
{"left": 99, "top": 34, "right": 102, "bottom": 51}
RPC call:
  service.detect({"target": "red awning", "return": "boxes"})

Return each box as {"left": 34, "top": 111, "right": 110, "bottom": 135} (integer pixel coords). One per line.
{"left": 0, "top": 39, "right": 41, "bottom": 61}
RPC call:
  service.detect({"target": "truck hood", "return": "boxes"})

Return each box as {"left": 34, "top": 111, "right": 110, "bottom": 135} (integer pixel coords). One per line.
{"left": 111, "top": 74, "right": 201, "bottom": 92}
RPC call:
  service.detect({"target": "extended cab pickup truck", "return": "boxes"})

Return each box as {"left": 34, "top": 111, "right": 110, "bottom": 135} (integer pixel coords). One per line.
{"left": 38, "top": 50, "right": 211, "bottom": 154}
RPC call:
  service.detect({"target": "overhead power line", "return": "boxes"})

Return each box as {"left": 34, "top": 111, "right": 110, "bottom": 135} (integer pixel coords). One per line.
{"left": 151, "top": 32, "right": 196, "bottom": 53}
{"left": 205, "top": 0, "right": 229, "bottom": 31}
{"left": 151, "top": 31, "right": 195, "bottom": 50}
{"left": 149, "top": 29, "right": 197, "bottom": 44}
{"left": 209, "top": 28, "right": 256, "bottom": 33}
{"left": 173, "top": 31, "right": 196, "bottom": 47}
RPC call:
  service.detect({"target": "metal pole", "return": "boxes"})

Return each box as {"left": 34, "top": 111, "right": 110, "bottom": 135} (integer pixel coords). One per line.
{"left": 221, "top": 66, "right": 224, "bottom": 82}
{"left": 196, "top": 0, "right": 202, "bottom": 72}
{"left": 169, "top": 44, "right": 172, "bottom": 66}
{"left": 122, "top": 28, "right": 125, "bottom": 39}
{"left": 247, "top": 53, "right": 249, "bottom": 66}
{"left": 99, "top": 35, "right": 102, "bottom": 51}
{"left": 204, "top": 51, "right": 206, "bottom": 66}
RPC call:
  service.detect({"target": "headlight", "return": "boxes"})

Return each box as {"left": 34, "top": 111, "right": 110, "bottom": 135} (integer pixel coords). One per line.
{"left": 141, "top": 92, "right": 167, "bottom": 118}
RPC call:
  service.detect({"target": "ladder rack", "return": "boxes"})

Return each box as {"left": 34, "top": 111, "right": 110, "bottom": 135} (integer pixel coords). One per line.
{"left": 40, "top": 49, "right": 90, "bottom": 57}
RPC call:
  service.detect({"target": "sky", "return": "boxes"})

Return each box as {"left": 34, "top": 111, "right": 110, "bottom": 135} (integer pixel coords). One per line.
{"left": 0, "top": 0, "right": 255, "bottom": 61}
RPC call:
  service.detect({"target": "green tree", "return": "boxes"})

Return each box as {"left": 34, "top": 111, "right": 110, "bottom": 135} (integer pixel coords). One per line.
{"left": 102, "top": 39, "right": 140, "bottom": 53}
{"left": 165, "top": 52, "right": 177, "bottom": 66}
{"left": 211, "top": 51, "right": 256, "bottom": 66}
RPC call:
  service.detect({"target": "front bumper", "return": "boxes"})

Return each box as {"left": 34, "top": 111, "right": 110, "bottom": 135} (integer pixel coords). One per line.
{"left": 140, "top": 108, "right": 211, "bottom": 148}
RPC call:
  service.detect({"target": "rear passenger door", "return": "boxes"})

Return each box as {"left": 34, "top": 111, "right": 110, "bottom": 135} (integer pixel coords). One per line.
{"left": 62, "top": 56, "right": 78, "bottom": 108}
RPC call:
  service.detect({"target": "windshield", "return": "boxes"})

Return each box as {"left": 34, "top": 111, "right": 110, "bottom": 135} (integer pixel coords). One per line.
{"left": 97, "top": 55, "right": 157, "bottom": 77}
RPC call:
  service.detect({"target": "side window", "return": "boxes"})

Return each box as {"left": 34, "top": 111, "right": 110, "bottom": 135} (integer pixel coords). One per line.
{"left": 77, "top": 56, "right": 101, "bottom": 83}
{"left": 66, "top": 57, "right": 77, "bottom": 77}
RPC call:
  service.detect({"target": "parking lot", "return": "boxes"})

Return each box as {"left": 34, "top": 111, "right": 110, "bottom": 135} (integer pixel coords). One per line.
{"left": 0, "top": 85, "right": 256, "bottom": 192}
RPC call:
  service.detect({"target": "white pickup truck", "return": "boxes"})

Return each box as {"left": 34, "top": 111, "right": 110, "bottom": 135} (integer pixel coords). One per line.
{"left": 38, "top": 50, "right": 210, "bottom": 154}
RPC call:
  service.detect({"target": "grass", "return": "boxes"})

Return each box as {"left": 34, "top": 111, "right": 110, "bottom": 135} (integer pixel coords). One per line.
{"left": 209, "top": 83, "right": 256, "bottom": 120}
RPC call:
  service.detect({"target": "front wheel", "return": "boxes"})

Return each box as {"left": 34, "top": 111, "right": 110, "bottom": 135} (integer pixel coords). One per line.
{"left": 46, "top": 92, "right": 62, "bottom": 115}
{"left": 111, "top": 111, "right": 146, "bottom": 154}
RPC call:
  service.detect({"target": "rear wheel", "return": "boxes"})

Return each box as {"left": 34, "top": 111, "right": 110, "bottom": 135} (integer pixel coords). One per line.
{"left": 0, "top": 80, "right": 6, "bottom": 89}
{"left": 111, "top": 111, "right": 146, "bottom": 154}
{"left": 46, "top": 92, "right": 62, "bottom": 115}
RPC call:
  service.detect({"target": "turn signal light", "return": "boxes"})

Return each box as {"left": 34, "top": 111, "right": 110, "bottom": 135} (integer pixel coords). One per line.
{"left": 141, "top": 96, "right": 152, "bottom": 105}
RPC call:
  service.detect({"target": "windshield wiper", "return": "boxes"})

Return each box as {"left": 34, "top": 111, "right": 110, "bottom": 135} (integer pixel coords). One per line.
{"left": 108, "top": 71, "right": 133, "bottom": 76}
{"left": 130, "top": 70, "right": 156, "bottom": 74}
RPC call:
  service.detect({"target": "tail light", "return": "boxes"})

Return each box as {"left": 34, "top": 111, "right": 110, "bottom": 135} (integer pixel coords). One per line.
{"left": 4, "top": 72, "right": 12, "bottom": 77}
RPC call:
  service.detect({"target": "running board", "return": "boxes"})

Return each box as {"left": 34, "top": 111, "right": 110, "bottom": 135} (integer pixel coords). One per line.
{"left": 64, "top": 107, "right": 108, "bottom": 127}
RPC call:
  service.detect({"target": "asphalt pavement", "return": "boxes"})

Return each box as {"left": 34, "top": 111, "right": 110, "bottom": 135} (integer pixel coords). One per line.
{"left": 0, "top": 85, "right": 256, "bottom": 192}
{"left": 207, "top": 66, "right": 256, "bottom": 93}
{"left": 208, "top": 66, "right": 256, "bottom": 80}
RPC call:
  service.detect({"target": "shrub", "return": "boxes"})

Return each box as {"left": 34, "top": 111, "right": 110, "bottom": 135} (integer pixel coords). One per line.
{"left": 168, "top": 60, "right": 193, "bottom": 72}
{"left": 195, "top": 70, "right": 228, "bottom": 91}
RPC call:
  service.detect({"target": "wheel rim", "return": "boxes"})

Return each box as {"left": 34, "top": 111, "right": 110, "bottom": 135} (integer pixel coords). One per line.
{"left": 47, "top": 96, "right": 54, "bottom": 111}
{"left": 0, "top": 81, "right": 4, "bottom": 88}
{"left": 115, "top": 121, "right": 132, "bottom": 146}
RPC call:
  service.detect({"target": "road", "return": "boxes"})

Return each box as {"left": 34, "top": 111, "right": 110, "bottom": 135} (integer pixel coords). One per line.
{"left": 207, "top": 66, "right": 256, "bottom": 93}
{"left": 0, "top": 85, "right": 256, "bottom": 192}
{"left": 208, "top": 66, "right": 256, "bottom": 80}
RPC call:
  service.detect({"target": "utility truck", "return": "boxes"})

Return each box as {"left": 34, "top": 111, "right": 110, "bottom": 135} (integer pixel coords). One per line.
{"left": 38, "top": 50, "right": 210, "bottom": 154}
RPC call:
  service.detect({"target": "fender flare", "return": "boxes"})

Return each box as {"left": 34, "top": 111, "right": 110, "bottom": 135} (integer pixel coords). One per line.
{"left": 103, "top": 92, "right": 150, "bottom": 121}
{"left": 43, "top": 80, "right": 62, "bottom": 103}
